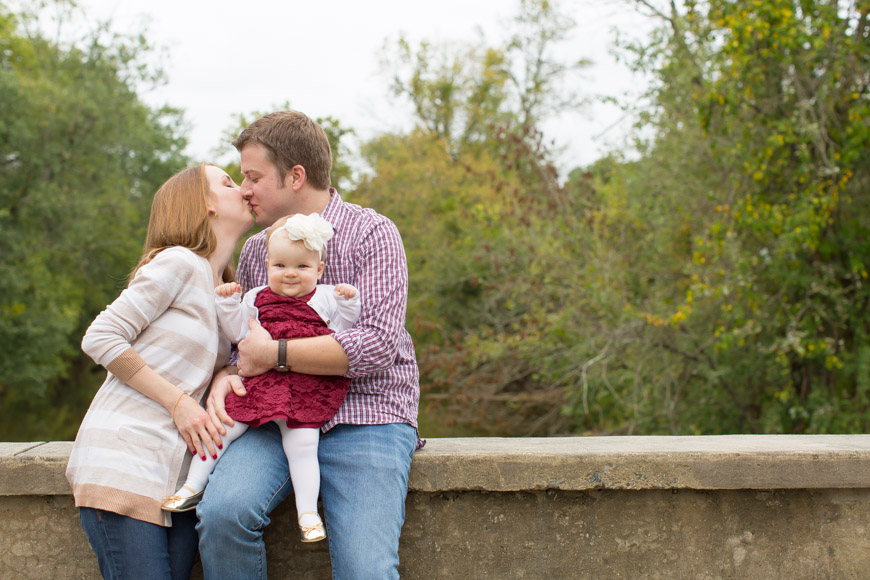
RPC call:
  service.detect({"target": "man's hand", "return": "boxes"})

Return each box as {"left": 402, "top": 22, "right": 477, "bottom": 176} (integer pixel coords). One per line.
{"left": 206, "top": 370, "right": 246, "bottom": 432}
{"left": 237, "top": 318, "right": 277, "bottom": 377}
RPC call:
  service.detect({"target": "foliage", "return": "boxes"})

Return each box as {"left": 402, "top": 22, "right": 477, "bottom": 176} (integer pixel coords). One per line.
{"left": 581, "top": 0, "right": 870, "bottom": 433}
{"left": 360, "top": 0, "right": 870, "bottom": 437}
{"left": 381, "top": 0, "right": 589, "bottom": 154}
{"left": 0, "top": 2, "right": 188, "bottom": 440}
{"left": 357, "top": 0, "right": 595, "bottom": 435}
{"left": 215, "top": 102, "right": 356, "bottom": 191}
{"left": 4, "top": 0, "right": 869, "bottom": 441}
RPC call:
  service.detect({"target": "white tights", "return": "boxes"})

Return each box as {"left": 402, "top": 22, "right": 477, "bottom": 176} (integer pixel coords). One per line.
{"left": 179, "top": 421, "right": 321, "bottom": 519}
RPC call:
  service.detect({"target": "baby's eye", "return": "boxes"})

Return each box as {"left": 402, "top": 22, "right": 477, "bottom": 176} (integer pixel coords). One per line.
{"left": 298, "top": 264, "right": 309, "bottom": 269}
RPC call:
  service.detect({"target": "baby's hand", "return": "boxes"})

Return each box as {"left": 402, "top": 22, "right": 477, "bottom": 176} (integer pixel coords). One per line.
{"left": 216, "top": 282, "right": 242, "bottom": 298}
{"left": 334, "top": 284, "right": 358, "bottom": 300}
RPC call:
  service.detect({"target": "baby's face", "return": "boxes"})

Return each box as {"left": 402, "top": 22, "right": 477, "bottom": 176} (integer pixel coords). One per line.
{"left": 266, "top": 237, "right": 324, "bottom": 298}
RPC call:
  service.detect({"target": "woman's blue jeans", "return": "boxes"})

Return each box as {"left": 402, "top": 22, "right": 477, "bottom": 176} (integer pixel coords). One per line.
{"left": 79, "top": 507, "right": 198, "bottom": 579}
{"left": 196, "top": 422, "right": 417, "bottom": 580}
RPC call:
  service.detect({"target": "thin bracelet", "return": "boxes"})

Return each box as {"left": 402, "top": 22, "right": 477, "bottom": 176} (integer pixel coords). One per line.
{"left": 171, "top": 392, "right": 186, "bottom": 422}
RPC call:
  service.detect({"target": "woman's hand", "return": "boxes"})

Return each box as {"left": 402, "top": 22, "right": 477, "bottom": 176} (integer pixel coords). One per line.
{"left": 206, "top": 371, "right": 246, "bottom": 432}
{"left": 120, "top": 363, "right": 228, "bottom": 460}
{"left": 173, "top": 393, "right": 224, "bottom": 461}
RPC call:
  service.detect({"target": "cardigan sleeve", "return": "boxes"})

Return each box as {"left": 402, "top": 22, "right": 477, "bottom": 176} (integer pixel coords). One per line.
{"left": 215, "top": 287, "right": 261, "bottom": 343}
{"left": 81, "top": 247, "right": 200, "bottom": 371}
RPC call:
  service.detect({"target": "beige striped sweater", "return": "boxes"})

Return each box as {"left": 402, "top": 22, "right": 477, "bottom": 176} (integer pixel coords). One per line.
{"left": 67, "top": 247, "right": 230, "bottom": 526}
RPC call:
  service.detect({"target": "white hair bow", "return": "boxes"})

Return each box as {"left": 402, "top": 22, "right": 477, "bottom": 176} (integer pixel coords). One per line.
{"left": 269, "top": 213, "right": 334, "bottom": 254}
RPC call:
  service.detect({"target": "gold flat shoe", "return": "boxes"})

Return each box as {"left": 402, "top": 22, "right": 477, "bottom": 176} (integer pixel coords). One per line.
{"left": 161, "top": 486, "right": 204, "bottom": 512}
{"left": 298, "top": 511, "right": 326, "bottom": 543}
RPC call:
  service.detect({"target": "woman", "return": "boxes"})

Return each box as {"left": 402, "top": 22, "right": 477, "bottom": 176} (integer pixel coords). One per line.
{"left": 66, "top": 164, "right": 254, "bottom": 579}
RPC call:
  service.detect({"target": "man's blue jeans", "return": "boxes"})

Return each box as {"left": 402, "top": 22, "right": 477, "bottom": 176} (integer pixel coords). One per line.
{"left": 79, "top": 507, "right": 199, "bottom": 580}
{"left": 196, "top": 422, "right": 417, "bottom": 579}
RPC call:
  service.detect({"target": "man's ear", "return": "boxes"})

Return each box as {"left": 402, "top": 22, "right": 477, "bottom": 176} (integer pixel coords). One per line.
{"left": 288, "top": 165, "right": 307, "bottom": 191}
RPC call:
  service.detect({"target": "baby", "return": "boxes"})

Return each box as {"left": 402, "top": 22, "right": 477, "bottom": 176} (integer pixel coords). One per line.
{"left": 162, "top": 213, "right": 359, "bottom": 543}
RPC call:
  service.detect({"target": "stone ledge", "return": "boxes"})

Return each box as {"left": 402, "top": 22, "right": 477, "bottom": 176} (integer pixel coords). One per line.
{"left": 5, "top": 436, "right": 870, "bottom": 579}
{"left": 409, "top": 435, "right": 870, "bottom": 491}
{"left": 3, "top": 435, "right": 870, "bottom": 496}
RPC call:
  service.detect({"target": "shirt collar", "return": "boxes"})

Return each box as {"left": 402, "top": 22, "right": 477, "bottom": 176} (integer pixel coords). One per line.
{"left": 322, "top": 188, "right": 345, "bottom": 233}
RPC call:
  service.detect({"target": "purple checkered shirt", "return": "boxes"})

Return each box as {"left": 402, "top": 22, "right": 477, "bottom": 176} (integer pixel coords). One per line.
{"left": 235, "top": 191, "right": 422, "bottom": 446}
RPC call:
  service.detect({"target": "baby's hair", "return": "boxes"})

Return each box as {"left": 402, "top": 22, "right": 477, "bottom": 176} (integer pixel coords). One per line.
{"left": 266, "top": 214, "right": 329, "bottom": 259}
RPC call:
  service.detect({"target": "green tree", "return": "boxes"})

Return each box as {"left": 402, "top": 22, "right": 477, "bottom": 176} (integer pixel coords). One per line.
{"left": 382, "top": 0, "right": 589, "bottom": 154}
{"left": 359, "top": 0, "right": 596, "bottom": 436}
{"left": 0, "top": 2, "right": 188, "bottom": 439}
{"left": 215, "top": 102, "right": 355, "bottom": 191}
{"left": 569, "top": 0, "right": 870, "bottom": 434}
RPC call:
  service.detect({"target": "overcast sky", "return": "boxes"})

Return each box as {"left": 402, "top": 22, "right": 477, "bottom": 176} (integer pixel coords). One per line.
{"left": 73, "top": 0, "right": 654, "bottom": 175}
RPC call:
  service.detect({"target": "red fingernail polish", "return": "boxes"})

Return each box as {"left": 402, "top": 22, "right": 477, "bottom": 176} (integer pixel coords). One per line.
{"left": 212, "top": 454, "right": 217, "bottom": 459}
{"left": 201, "top": 456, "right": 206, "bottom": 461}
{"left": 218, "top": 444, "right": 223, "bottom": 449}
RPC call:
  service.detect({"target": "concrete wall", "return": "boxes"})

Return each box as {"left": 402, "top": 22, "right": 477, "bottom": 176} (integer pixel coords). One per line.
{"left": 3, "top": 436, "right": 870, "bottom": 579}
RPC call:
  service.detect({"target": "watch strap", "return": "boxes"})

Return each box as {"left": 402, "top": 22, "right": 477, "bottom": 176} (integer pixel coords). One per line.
{"left": 275, "top": 338, "right": 290, "bottom": 372}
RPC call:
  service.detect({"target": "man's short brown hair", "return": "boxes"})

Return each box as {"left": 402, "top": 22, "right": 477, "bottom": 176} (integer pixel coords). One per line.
{"left": 233, "top": 111, "right": 332, "bottom": 190}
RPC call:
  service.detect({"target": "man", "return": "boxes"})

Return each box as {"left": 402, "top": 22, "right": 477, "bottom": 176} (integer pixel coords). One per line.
{"left": 196, "top": 111, "right": 421, "bottom": 580}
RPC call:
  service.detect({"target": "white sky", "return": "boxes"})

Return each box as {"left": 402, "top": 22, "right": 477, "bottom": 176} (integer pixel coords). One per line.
{"left": 73, "top": 0, "right": 655, "bottom": 176}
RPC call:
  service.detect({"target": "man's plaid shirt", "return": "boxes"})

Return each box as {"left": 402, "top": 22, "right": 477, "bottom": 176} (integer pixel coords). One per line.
{"left": 236, "top": 191, "right": 421, "bottom": 445}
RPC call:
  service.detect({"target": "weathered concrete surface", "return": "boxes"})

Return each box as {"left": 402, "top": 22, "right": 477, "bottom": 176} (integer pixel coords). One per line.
{"left": 408, "top": 435, "right": 870, "bottom": 491}
{"left": 3, "top": 436, "right": 870, "bottom": 579}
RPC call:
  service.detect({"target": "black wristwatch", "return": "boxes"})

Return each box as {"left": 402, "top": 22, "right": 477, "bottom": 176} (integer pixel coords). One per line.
{"left": 274, "top": 339, "right": 290, "bottom": 372}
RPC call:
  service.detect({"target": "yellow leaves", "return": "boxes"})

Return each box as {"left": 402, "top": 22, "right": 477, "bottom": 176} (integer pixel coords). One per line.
{"left": 752, "top": 170, "right": 765, "bottom": 181}
{"left": 3, "top": 302, "right": 27, "bottom": 316}
{"left": 643, "top": 306, "right": 690, "bottom": 328}
{"left": 825, "top": 355, "right": 844, "bottom": 370}
{"left": 644, "top": 312, "right": 667, "bottom": 327}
